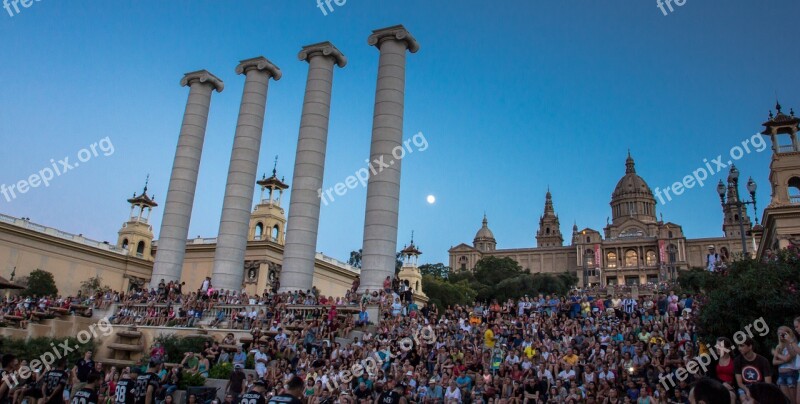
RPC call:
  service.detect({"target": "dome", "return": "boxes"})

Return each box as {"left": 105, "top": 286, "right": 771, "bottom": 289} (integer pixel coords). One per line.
{"left": 612, "top": 153, "right": 654, "bottom": 199}
{"left": 474, "top": 214, "right": 495, "bottom": 240}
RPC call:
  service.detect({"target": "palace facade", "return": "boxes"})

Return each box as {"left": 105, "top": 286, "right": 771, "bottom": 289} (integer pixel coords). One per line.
{"left": 450, "top": 104, "right": 800, "bottom": 287}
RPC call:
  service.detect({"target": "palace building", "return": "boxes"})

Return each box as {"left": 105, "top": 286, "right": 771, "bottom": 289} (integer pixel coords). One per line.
{"left": 450, "top": 104, "right": 800, "bottom": 287}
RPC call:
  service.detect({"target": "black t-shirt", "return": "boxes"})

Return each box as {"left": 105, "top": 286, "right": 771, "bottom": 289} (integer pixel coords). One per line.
{"left": 377, "top": 390, "right": 402, "bottom": 404}
{"left": 71, "top": 387, "right": 98, "bottom": 404}
{"left": 229, "top": 371, "right": 246, "bottom": 395}
{"left": 43, "top": 369, "right": 68, "bottom": 399}
{"left": 134, "top": 372, "right": 160, "bottom": 404}
{"left": 115, "top": 379, "right": 136, "bottom": 404}
{"left": 354, "top": 387, "right": 372, "bottom": 400}
{"left": 266, "top": 393, "right": 302, "bottom": 404}
{"left": 238, "top": 391, "right": 266, "bottom": 404}
{"left": 75, "top": 359, "right": 95, "bottom": 383}
{"left": 735, "top": 354, "right": 772, "bottom": 385}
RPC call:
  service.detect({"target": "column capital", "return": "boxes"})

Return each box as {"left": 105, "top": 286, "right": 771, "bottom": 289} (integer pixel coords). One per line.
{"left": 235, "top": 56, "right": 282, "bottom": 80}
{"left": 180, "top": 70, "right": 224, "bottom": 92}
{"left": 368, "top": 25, "right": 420, "bottom": 53}
{"left": 298, "top": 41, "right": 347, "bottom": 68}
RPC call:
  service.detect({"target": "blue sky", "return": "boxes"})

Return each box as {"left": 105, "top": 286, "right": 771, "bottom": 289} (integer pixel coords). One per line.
{"left": 1, "top": 0, "right": 798, "bottom": 266}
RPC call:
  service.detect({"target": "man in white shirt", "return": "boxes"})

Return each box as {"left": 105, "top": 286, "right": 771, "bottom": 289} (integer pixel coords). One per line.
{"left": 250, "top": 345, "right": 269, "bottom": 378}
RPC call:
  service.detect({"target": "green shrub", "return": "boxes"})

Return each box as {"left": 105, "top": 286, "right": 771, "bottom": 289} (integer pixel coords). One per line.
{"left": 0, "top": 336, "right": 96, "bottom": 365}
{"left": 178, "top": 371, "right": 207, "bottom": 390}
{"left": 208, "top": 361, "right": 232, "bottom": 380}
{"left": 154, "top": 334, "right": 211, "bottom": 362}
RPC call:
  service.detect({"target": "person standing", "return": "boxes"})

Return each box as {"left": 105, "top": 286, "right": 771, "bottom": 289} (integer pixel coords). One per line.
{"left": 71, "top": 373, "right": 100, "bottom": 404}
{"left": 238, "top": 380, "right": 266, "bottom": 404}
{"left": 113, "top": 368, "right": 136, "bottom": 404}
{"left": 133, "top": 360, "right": 160, "bottom": 404}
{"left": 267, "top": 376, "right": 303, "bottom": 404}
{"left": 40, "top": 359, "right": 69, "bottom": 404}
{"left": 226, "top": 364, "right": 246, "bottom": 403}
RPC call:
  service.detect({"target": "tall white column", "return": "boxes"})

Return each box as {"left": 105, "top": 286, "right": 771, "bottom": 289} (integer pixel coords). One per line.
{"left": 152, "top": 70, "right": 224, "bottom": 284}
{"left": 359, "top": 25, "right": 420, "bottom": 293}
{"left": 212, "top": 57, "right": 281, "bottom": 292}
{"left": 281, "top": 42, "right": 347, "bottom": 292}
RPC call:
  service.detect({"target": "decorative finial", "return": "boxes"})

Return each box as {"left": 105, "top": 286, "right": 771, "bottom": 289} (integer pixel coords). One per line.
{"left": 769, "top": 110, "right": 774, "bottom": 119}
{"left": 143, "top": 174, "right": 150, "bottom": 194}
{"left": 776, "top": 100, "right": 782, "bottom": 113}
{"left": 273, "top": 155, "right": 278, "bottom": 176}
{"left": 410, "top": 230, "right": 415, "bottom": 244}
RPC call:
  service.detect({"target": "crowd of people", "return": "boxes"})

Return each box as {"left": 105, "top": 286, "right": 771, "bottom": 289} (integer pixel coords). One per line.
{"left": 1, "top": 274, "right": 797, "bottom": 404}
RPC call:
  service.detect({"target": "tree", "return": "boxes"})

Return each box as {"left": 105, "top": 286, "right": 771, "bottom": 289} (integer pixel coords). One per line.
{"left": 421, "top": 275, "right": 477, "bottom": 309}
{"left": 24, "top": 269, "right": 58, "bottom": 297}
{"left": 419, "top": 263, "right": 451, "bottom": 279}
{"left": 686, "top": 246, "right": 800, "bottom": 355}
{"left": 348, "top": 249, "right": 362, "bottom": 268}
{"left": 80, "top": 276, "right": 111, "bottom": 296}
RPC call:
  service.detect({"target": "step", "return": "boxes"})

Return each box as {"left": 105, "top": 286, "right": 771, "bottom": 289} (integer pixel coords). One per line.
{"left": 117, "top": 330, "right": 142, "bottom": 338}
{"left": 100, "top": 359, "right": 136, "bottom": 367}
{"left": 108, "top": 343, "right": 143, "bottom": 352}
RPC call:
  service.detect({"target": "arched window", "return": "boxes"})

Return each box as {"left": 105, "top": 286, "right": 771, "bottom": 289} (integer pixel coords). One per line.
{"left": 625, "top": 250, "right": 638, "bottom": 267}
{"left": 586, "top": 236, "right": 591, "bottom": 243}
{"left": 459, "top": 256, "right": 468, "bottom": 271}
{"left": 136, "top": 241, "right": 145, "bottom": 256}
{"left": 607, "top": 252, "right": 618, "bottom": 268}
{"left": 254, "top": 222, "right": 264, "bottom": 240}
{"left": 668, "top": 244, "right": 677, "bottom": 263}
{"left": 668, "top": 231, "right": 673, "bottom": 239}
{"left": 272, "top": 225, "right": 280, "bottom": 240}
{"left": 789, "top": 177, "right": 800, "bottom": 203}
{"left": 584, "top": 249, "right": 595, "bottom": 267}
{"left": 121, "top": 238, "right": 129, "bottom": 250}
{"left": 646, "top": 250, "right": 657, "bottom": 266}
{"left": 546, "top": 227, "right": 550, "bottom": 235}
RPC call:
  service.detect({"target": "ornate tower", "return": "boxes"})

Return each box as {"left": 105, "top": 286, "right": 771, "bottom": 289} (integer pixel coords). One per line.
{"left": 249, "top": 161, "right": 289, "bottom": 244}
{"left": 118, "top": 177, "right": 157, "bottom": 260}
{"left": 756, "top": 102, "right": 800, "bottom": 255}
{"left": 398, "top": 232, "right": 426, "bottom": 299}
{"left": 536, "top": 189, "right": 564, "bottom": 247}
{"left": 721, "top": 165, "right": 752, "bottom": 239}
{"left": 473, "top": 214, "right": 497, "bottom": 252}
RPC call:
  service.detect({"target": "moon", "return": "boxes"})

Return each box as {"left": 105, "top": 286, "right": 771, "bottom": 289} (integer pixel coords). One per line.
{"left": 426, "top": 195, "right": 436, "bottom": 204}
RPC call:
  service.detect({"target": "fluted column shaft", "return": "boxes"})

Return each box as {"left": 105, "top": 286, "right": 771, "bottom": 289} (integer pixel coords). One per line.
{"left": 152, "top": 70, "right": 224, "bottom": 284}
{"left": 359, "top": 26, "right": 419, "bottom": 293}
{"left": 281, "top": 42, "right": 347, "bottom": 292}
{"left": 212, "top": 57, "right": 281, "bottom": 292}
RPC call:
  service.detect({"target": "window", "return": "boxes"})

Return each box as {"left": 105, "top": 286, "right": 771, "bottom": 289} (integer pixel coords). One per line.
{"left": 789, "top": 177, "right": 800, "bottom": 203}
{"left": 546, "top": 227, "right": 550, "bottom": 234}
{"left": 607, "top": 252, "right": 618, "bottom": 269}
{"left": 625, "top": 250, "right": 638, "bottom": 267}
{"left": 668, "top": 244, "right": 677, "bottom": 263}
{"left": 121, "top": 238, "right": 129, "bottom": 250}
{"left": 254, "top": 222, "right": 264, "bottom": 240}
{"left": 646, "top": 250, "right": 657, "bottom": 266}
{"left": 584, "top": 249, "right": 595, "bottom": 267}
{"left": 136, "top": 241, "right": 145, "bottom": 255}
{"left": 586, "top": 236, "right": 591, "bottom": 243}
{"left": 272, "top": 225, "right": 280, "bottom": 240}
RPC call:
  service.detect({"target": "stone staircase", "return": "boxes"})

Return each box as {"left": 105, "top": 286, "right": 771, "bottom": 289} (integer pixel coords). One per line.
{"left": 104, "top": 326, "right": 144, "bottom": 367}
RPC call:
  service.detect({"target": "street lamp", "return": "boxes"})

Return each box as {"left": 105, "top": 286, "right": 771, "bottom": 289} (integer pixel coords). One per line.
{"left": 717, "top": 165, "right": 758, "bottom": 255}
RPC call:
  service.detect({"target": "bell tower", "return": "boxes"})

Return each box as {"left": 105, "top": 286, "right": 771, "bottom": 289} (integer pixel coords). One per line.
{"left": 756, "top": 102, "right": 800, "bottom": 255}
{"left": 249, "top": 159, "right": 289, "bottom": 244}
{"left": 536, "top": 188, "right": 564, "bottom": 247}
{"left": 118, "top": 176, "right": 157, "bottom": 260}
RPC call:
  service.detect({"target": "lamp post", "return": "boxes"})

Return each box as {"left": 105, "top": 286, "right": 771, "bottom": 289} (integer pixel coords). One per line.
{"left": 717, "top": 165, "right": 758, "bottom": 255}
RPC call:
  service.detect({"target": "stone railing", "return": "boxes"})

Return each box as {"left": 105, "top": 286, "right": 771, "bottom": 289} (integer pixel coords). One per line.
{"left": 0, "top": 213, "right": 128, "bottom": 255}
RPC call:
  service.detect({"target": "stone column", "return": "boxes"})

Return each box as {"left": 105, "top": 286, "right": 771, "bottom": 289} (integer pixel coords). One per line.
{"left": 211, "top": 57, "right": 281, "bottom": 292}
{"left": 280, "top": 42, "right": 347, "bottom": 292}
{"left": 151, "top": 70, "right": 223, "bottom": 284}
{"left": 359, "top": 25, "right": 420, "bottom": 293}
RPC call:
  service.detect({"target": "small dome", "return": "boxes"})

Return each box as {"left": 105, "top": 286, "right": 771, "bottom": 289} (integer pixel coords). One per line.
{"left": 612, "top": 153, "right": 653, "bottom": 199}
{"left": 474, "top": 214, "right": 495, "bottom": 241}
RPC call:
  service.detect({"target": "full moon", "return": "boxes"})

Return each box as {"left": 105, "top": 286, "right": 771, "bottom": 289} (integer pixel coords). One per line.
{"left": 426, "top": 195, "right": 436, "bottom": 204}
